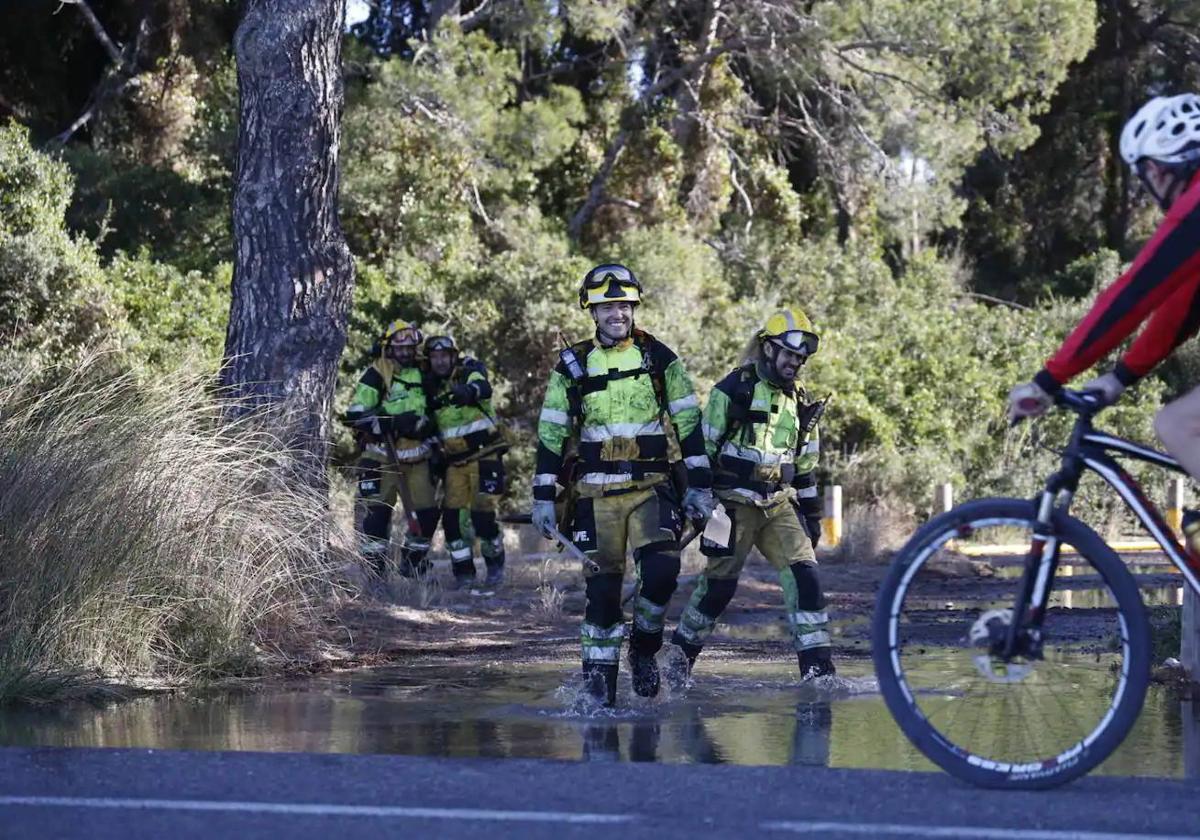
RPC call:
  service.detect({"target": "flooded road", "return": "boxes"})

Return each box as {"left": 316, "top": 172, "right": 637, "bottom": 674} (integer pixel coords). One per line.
{"left": 0, "top": 656, "right": 1194, "bottom": 778}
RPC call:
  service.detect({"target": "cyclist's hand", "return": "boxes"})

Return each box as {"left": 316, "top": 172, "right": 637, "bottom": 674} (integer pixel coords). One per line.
{"left": 1080, "top": 371, "right": 1126, "bottom": 406}
{"left": 1007, "top": 381, "right": 1053, "bottom": 424}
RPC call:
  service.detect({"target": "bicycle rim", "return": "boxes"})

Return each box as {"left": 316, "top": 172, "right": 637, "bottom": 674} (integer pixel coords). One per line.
{"left": 873, "top": 499, "right": 1150, "bottom": 788}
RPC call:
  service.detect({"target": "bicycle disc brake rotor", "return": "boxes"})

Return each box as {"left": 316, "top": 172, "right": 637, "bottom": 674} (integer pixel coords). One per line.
{"left": 969, "top": 609, "right": 1034, "bottom": 684}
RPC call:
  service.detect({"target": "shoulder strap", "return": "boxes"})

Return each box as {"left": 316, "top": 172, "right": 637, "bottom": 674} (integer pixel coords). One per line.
{"left": 718, "top": 364, "right": 758, "bottom": 450}
{"left": 563, "top": 339, "right": 594, "bottom": 424}
{"left": 632, "top": 329, "right": 670, "bottom": 417}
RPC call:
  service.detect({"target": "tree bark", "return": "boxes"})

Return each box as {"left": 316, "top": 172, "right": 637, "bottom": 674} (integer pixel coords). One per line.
{"left": 224, "top": 0, "right": 354, "bottom": 488}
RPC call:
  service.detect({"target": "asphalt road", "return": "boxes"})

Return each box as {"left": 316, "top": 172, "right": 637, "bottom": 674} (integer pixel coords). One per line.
{"left": 1, "top": 746, "right": 1199, "bottom": 839}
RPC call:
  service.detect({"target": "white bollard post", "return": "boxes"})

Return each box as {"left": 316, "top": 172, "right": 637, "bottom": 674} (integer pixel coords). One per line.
{"left": 822, "top": 485, "right": 842, "bottom": 548}
{"left": 934, "top": 483, "right": 954, "bottom": 514}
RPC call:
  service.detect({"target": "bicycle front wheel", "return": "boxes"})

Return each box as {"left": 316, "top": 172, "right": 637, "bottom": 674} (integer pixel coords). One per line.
{"left": 872, "top": 498, "right": 1150, "bottom": 789}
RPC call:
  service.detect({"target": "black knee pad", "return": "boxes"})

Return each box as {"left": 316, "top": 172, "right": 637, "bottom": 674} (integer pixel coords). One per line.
{"left": 584, "top": 573, "right": 624, "bottom": 627}
{"left": 414, "top": 508, "right": 441, "bottom": 538}
{"left": 470, "top": 510, "right": 500, "bottom": 539}
{"left": 634, "top": 543, "right": 681, "bottom": 605}
{"left": 361, "top": 503, "right": 392, "bottom": 541}
{"left": 788, "top": 562, "right": 826, "bottom": 611}
{"left": 697, "top": 576, "right": 739, "bottom": 618}
{"left": 442, "top": 508, "right": 465, "bottom": 542}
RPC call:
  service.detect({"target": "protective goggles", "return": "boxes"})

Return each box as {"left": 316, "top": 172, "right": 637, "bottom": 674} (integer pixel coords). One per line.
{"left": 767, "top": 330, "right": 820, "bottom": 357}
{"left": 583, "top": 265, "right": 642, "bottom": 295}
{"left": 425, "top": 336, "right": 457, "bottom": 352}
{"left": 386, "top": 327, "right": 422, "bottom": 346}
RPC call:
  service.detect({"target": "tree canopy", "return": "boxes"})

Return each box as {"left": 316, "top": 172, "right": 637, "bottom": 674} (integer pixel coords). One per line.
{"left": 1, "top": 0, "right": 1194, "bottom": 519}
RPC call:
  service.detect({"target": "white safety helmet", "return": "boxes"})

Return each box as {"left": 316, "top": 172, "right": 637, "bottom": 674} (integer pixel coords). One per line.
{"left": 1119, "top": 94, "right": 1200, "bottom": 171}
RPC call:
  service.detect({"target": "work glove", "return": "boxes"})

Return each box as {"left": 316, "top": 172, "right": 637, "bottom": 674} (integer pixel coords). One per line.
{"left": 532, "top": 500, "right": 557, "bottom": 539}
{"left": 1079, "top": 371, "right": 1126, "bottom": 406}
{"left": 448, "top": 383, "right": 478, "bottom": 407}
{"left": 682, "top": 487, "right": 717, "bottom": 524}
{"left": 1007, "top": 380, "right": 1053, "bottom": 423}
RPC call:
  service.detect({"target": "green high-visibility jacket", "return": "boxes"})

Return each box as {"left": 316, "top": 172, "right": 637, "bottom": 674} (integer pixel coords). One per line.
{"left": 702, "top": 362, "right": 821, "bottom": 512}
{"left": 345, "top": 357, "right": 432, "bottom": 463}
{"left": 425, "top": 358, "right": 504, "bottom": 462}
{"left": 533, "top": 330, "right": 711, "bottom": 501}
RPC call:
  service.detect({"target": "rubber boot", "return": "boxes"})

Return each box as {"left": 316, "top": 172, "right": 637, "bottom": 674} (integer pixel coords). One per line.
{"left": 627, "top": 626, "right": 664, "bottom": 698}
{"left": 582, "top": 662, "right": 618, "bottom": 707}
{"left": 798, "top": 647, "right": 836, "bottom": 680}
{"left": 484, "top": 559, "right": 505, "bottom": 587}
{"left": 628, "top": 648, "right": 660, "bottom": 698}
{"left": 363, "top": 546, "right": 389, "bottom": 580}
{"left": 662, "top": 641, "right": 700, "bottom": 691}
{"left": 397, "top": 546, "right": 421, "bottom": 578}
{"left": 451, "top": 560, "right": 476, "bottom": 590}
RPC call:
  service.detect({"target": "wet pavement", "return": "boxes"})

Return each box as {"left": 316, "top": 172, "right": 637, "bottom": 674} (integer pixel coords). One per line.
{"left": 0, "top": 656, "right": 1194, "bottom": 778}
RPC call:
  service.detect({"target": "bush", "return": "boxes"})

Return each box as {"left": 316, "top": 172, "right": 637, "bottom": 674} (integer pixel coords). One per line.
{"left": 0, "top": 361, "right": 340, "bottom": 703}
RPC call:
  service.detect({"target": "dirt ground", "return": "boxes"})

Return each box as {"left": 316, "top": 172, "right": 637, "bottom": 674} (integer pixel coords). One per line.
{"left": 308, "top": 533, "right": 1195, "bottom": 686}
{"left": 312, "top": 540, "right": 952, "bottom": 673}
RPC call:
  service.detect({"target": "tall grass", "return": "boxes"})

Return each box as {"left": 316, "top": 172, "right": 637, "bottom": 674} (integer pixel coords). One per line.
{"left": 0, "top": 363, "right": 338, "bottom": 703}
{"left": 827, "top": 503, "right": 913, "bottom": 565}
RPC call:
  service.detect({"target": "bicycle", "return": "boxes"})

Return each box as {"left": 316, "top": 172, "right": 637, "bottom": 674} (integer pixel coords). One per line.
{"left": 872, "top": 388, "right": 1200, "bottom": 789}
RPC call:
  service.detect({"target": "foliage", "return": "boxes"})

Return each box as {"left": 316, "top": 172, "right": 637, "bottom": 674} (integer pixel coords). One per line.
{"left": 2, "top": 1, "right": 1193, "bottom": 528}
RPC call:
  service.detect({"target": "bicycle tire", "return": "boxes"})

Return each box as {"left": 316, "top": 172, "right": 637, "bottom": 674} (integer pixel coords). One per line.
{"left": 872, "top": 498, "right": 1151, "bottom": 789}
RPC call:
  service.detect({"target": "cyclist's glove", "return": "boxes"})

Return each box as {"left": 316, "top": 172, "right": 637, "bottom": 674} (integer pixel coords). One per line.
{"left": 1007, "top": 381, "right": 1053, "bottom": 423}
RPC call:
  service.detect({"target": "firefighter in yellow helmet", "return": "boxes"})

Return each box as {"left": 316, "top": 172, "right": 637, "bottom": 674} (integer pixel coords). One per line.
{"left": 531, "top": 263, "right": 714, "bottom": 706}
{"left": 422, "top": 334, "right": 509, "bottom": 589}
{"left": 342, "top": 319, "right": 440, "bottom": 579}
{"left": 670, "top": 307, "right": 835, "bottom": 682}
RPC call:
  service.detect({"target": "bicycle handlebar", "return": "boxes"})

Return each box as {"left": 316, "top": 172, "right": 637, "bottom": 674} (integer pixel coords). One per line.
{"left": 1055, "top": 388, "right": 1107, "bottom": 415}
{"left": 1010, "top": 387, "right": 1107, "bottom": 428}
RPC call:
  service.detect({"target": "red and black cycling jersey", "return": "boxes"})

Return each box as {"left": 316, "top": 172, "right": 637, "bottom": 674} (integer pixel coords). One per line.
{"left": 1035, "top": 170, "right": 1200, "bottom": 394}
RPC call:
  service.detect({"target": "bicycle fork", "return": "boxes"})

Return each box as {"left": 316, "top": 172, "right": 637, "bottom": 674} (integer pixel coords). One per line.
{"left": 1003, "top": 487, "right": 1070, "bottom": 660}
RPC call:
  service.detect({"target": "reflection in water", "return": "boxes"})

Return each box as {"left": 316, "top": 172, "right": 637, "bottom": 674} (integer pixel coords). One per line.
{"left": 0, "top": 659, "right": 1186, "bottom": 778}
{"left": 1187, "top": 700, "right": 1200, "bottom": 780}
{"left": 792, "top": 701, "right": 832, "bottom": 767}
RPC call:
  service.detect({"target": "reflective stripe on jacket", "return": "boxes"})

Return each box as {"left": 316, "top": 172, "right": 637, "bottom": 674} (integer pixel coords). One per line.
{"left": 346, "top": 358, "right": 432, "bottom": 463}
{"left": 427, "top": 359, "right": 504, "bottom": 461}
{"left": 703, "top": 364, "right": 819, "bottom": 507}
{"left": 533, "top": 331, "right": 710, "bottom": 500}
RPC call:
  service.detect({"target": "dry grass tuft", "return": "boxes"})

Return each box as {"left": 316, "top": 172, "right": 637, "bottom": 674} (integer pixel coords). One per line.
{"left": 826, "top": 503, "right": 915, "bottom": 565}
{"left": 0, "top": 361, "right": 339, "bottom": 703}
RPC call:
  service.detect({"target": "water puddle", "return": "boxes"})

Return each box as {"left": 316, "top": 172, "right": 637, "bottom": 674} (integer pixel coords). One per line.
{"left": 0, "top": 656, "right": 1193, "bottom": 777}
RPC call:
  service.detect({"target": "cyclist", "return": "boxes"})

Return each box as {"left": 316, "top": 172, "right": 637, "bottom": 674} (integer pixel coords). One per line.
{"left": 1009, "top": 94, "right": 1200, "bottom": 517}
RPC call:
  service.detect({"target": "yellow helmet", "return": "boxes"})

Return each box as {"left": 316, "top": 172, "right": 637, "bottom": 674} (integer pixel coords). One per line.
{"left": 759, "top": 307, "right": 820, "bottom": 356}
{"left": 381, "top": 318, "right": 423, "bottom": 347}
{"left": 579, "top": 263, "right": 642, "bottom": 309}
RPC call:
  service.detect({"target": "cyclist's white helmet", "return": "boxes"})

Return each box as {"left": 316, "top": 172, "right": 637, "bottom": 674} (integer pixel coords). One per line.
{"left": 1119, "top": 94, "right": 1200, "bottom": 170}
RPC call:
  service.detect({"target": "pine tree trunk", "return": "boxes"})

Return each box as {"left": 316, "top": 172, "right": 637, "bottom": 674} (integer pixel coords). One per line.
{"left": 224, "top": 0, "right": 354, "bottom": 489}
